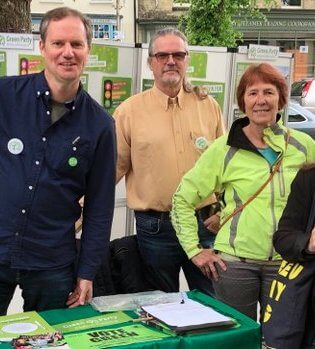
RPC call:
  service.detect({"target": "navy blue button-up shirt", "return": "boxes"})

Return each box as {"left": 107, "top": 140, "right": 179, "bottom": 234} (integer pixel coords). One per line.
{"left": 0, "top": 72, "right": 116, "bottom": 280}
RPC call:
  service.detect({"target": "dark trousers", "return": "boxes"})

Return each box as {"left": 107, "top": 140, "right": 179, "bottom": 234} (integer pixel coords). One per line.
{"left": 135, "top": 211, "right": 215, "bottom": 296}
{"left": 0, "top": 264, "right": 75, "bottom": 315}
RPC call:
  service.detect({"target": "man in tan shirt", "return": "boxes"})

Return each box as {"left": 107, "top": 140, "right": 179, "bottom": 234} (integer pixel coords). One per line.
{"left": 114, "top": 28, "right": 225, "bottom": 295}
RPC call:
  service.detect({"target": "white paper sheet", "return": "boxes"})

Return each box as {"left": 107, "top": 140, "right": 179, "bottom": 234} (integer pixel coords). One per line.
{"left": 142, "top": 299, "right": 234, "bottom": 330}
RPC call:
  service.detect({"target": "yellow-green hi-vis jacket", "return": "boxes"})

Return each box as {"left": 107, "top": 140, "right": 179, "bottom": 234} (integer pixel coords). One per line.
{"left": 171, "top": 116, "right": 315, "bottom": 261}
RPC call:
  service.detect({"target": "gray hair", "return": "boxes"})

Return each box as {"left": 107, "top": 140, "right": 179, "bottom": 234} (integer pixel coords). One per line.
{"left": 148, "top": 27, "right": 189, "bottom": 57}
{"left": 40, "top": 7, "right": 92, "bottom": 48}
{"left": 148, "top": 27, "right": 207, "bottom": 99}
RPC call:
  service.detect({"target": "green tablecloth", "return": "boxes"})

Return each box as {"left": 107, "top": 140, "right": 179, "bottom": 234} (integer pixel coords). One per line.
{"left": 0, "top": 290, "right": 261, "bottom": 349}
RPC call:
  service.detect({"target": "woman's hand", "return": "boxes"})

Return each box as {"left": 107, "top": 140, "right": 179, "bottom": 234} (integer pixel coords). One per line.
{"left": 191, "top": 249, "right": 227, "bottom": 281}
{"left": 204, "top": 214, "right": 220, "bottom": 233}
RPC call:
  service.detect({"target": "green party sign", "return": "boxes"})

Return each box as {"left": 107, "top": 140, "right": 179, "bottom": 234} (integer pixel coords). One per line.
{"left": 187, "top": 52, "right": 207, "bottom": 78}
{"left": 142, "top": 79, "right": 154, "bottom": 91}
{"left": 191, "top": 80, "right": 225, "bottom": 111}
{"left": 0, "top": 51, "right": 6, "bottom": 76}
{"left": 18, "top": 54, "right": 44, "bottom": 75}
{"left": 102, "top": 76, "right": 132, "bottom": 114}
{"left": 54, "top": 312, "right": 131, "bottom": 334}
{"left": 86, "top": 44, "right": 118, "bottom": 73}
{"left": 65, "top": 324, "right": 170, "bottom": 349}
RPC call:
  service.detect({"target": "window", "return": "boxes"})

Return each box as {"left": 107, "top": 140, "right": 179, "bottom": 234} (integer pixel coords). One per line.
{"left": 93, "top": 24, "right": 109, "bottom": 39}
{"left": 92, "top": 23, "right": 117, "bottom": 40}
{"left": 288, "top": 112, "right": 306, "bottom": 123}
{"left": 282, "top": 0, "right": 301, "bottom": 6}
{"left": 172, "top": 0, "right": 190, "bottom": 8}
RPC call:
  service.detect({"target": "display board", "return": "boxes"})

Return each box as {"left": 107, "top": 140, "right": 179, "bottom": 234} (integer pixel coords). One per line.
{"left": 85, "top": 41, "right": 139, "bottom": 236}
{"left": 227, "top": 49, "right": 293, "bottom": 129}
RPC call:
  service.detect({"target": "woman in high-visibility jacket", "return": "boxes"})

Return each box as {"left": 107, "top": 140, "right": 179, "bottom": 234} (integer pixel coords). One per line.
{"left": 171, "top": 63, "right": 315, "bottom": 321}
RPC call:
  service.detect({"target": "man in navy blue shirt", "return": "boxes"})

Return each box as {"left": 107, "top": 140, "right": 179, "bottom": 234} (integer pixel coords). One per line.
{"left": 0, "top": 7, "right": 116, "bottom": 314}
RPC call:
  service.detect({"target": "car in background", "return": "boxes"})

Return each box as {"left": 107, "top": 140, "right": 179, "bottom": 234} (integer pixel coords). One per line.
{"left": 287, "top": 100, "right": 315, "bottom": 139}
{"left": 291, "top": 79, "right": 315, "bottom": 113}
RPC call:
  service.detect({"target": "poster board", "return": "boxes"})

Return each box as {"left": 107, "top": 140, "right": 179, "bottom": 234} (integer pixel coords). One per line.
{"left": 227, "top": 48, "right": 293, "bottom": 129}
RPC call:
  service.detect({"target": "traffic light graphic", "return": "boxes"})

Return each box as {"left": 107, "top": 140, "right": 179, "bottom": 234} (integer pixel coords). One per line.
{"left": 104, "top": 79, "right": 113, "bottom": 110}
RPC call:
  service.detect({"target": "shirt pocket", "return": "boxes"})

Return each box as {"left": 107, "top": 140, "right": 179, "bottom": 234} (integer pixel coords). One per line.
{"left": 46, "top": 137, "right": 92, "bottom": 178}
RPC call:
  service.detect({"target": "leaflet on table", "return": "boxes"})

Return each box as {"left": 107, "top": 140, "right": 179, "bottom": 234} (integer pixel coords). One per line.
{"left": 64, "top": 323, "right": 171, "bottom": 349}
{"left": 142, "top": 298, "right": 235, "bottom": 333}
{"left": 54, "top": 311, "right": 132, "bottom": 334}
{"left": 0, "top": 311, "right": 55, "bottom": 341}
{"left": 11, "top": 331, "right": 65, "bottom": 348}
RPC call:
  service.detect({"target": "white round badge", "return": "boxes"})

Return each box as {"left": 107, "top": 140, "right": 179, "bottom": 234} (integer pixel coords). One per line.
{"left": 7, "top": 138, "right": 24, "bottom": 155}
{"left": 195, "top": 136, "right": 208, "bottom": 150}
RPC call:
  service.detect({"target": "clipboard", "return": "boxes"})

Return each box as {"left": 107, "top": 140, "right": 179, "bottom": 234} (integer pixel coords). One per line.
{"left": 141, "top": 299, "right": 235, "bottom": 333}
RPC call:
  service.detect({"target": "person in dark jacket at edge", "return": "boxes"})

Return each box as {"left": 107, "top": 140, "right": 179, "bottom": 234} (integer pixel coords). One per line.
{"left": 273, "top": 164, "right": 315, "bottom": 349}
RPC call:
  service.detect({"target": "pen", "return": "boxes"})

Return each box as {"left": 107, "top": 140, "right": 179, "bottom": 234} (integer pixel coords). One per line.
{"left": 72, "top": 136, "right": 80, "bottom": 145}
{"left": 180, "top": 291, "right": 186, "bottom": 304}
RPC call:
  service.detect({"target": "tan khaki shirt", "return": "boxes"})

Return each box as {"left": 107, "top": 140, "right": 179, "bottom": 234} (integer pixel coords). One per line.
{"left": 114, "top": 84, "right": 225, "bottom": 211}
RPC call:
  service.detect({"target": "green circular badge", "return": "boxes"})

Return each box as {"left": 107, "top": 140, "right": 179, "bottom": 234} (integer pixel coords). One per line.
{"left": 68, "top": 157, "right": 78, "bottom": 167}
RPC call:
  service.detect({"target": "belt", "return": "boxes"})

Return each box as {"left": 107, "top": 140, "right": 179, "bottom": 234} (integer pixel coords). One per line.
{"left": 135, "top": 209, "right": 171, "bottom": 220}
{"left": 135, "top": 207, "right": 211, "bottom": 221}
{"left": 216, "top": 251, "right": 282, "bottom": 265}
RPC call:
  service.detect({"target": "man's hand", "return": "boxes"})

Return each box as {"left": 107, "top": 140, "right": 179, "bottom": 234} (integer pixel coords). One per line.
{"left": 66, "top": 278, "right": 93, "bottom": 308}
{"left": 306, "top": 226, "right": 315, "bottom": 253}
{"left": 204, "top": 214, "right": 220, "bottom": 234}
{"left": 191, "top": 249, "right": 226, "bottom": 281}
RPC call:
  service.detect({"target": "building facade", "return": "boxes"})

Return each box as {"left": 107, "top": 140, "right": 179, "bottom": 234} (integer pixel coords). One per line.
{"left": 30, "top": 0, "right": 315, "bottom": 80}
{"left": 234, "top": 0, "right": 315, "bottom": 81}
{"left": 31, "top": 0, "right": 135, "bottom": 43}
{"left": 137, "top": 0, "right": 315, "bottom": 81}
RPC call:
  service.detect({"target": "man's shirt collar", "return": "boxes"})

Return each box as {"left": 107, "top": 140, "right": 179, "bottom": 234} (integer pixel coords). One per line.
{"left": 35, "top": 71, "right": 84, "bottom": 111}
{"left": 152, "top": 83, "right": 184, "bottom": 111}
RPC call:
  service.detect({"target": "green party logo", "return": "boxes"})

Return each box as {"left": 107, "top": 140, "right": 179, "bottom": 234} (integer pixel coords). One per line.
{"left": 248, "top": 46, "right": 257, "bottom": 58}
{"left": 195, "top": 136, "right": 208, "bottom": 150}
{"left": 0, "top": 36, "right": 5, "bottom": 46}
{"left": 68, "top": 157, "right": 78, "bottom": 167}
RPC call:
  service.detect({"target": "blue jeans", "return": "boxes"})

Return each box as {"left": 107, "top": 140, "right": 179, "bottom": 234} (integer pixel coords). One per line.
{"left": 135, "top": 211, "right": 215, "bottom": 296}
{"left": 0, "top": 264, "right": 75, "bottom": 315}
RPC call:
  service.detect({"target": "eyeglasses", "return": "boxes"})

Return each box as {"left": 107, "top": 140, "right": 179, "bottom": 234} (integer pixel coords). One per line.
{"left": 150, "top": 51, "right": 188, "bottom": 63}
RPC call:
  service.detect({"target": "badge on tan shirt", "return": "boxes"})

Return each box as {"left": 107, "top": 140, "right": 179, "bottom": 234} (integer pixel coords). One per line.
{"left": 195, "top": 136, "right": 208, "bottom": 150}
